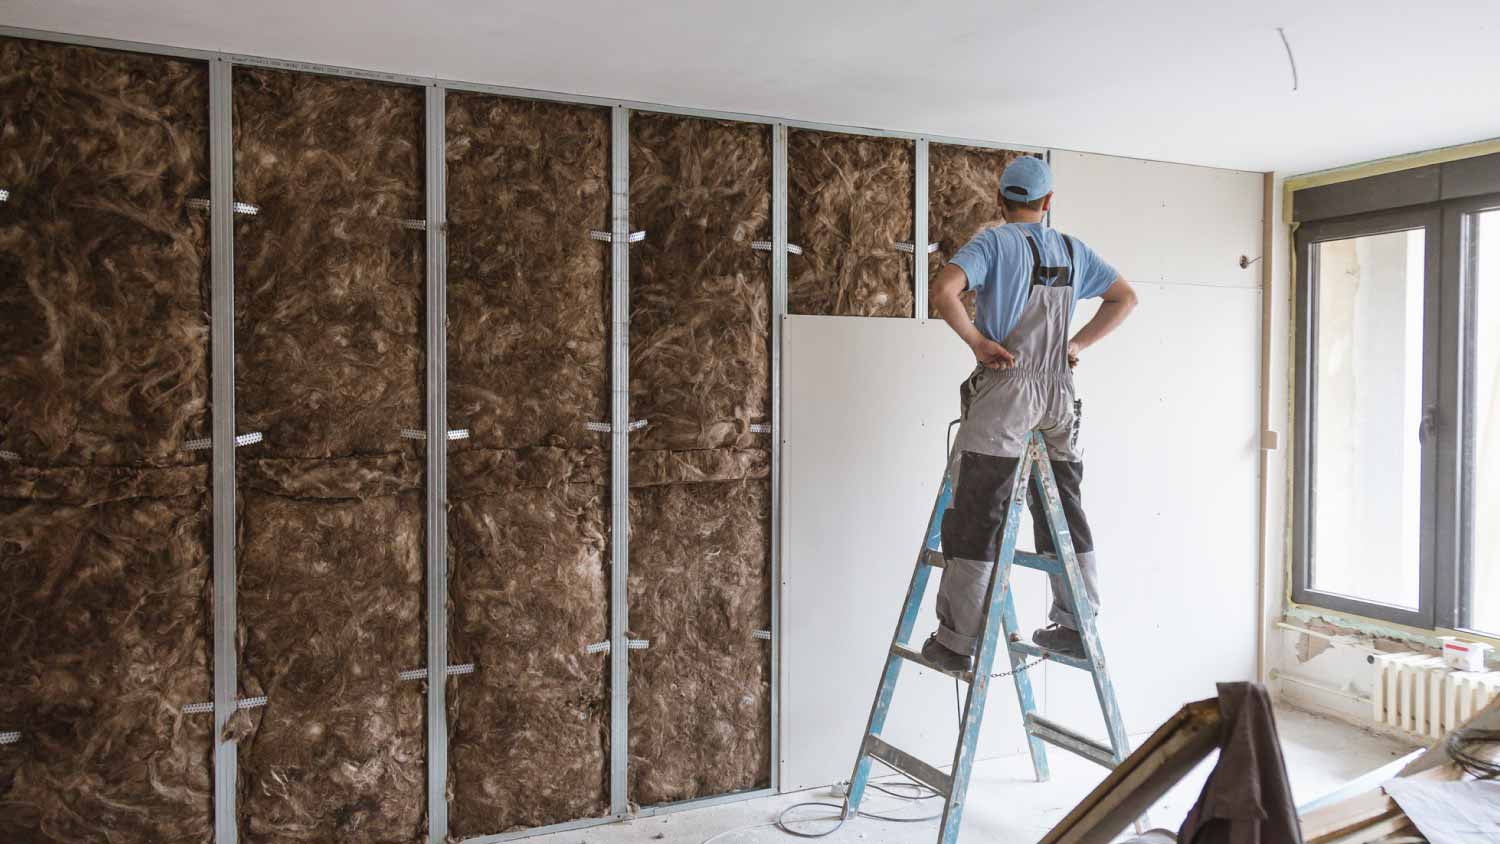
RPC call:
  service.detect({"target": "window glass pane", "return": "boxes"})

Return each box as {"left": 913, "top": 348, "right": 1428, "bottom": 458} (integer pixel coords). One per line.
{"left": 1471, "top": 210, "right": 1500, "bottom": 633}
{"left": 1312, "top": 229, "right": 1425, "bottom": 608}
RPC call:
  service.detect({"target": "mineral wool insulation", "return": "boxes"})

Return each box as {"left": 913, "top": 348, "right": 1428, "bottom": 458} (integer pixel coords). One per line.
{"left": 444, "top": 92, "right": 612, "bottom": 836}
{"left": 628, "top": 113, "right": 773, "bottom": 805}
{"left": 787, "top": 129, "right": 914, "bottom": 317}
{"left": 0, "top": 38, "right": 215, "bottom": 842}
{"left": 232, "top": 68, "right": 427, "bottom": 844}
{"left": 927, "top": 144, "right": 1033, "bottom": 318}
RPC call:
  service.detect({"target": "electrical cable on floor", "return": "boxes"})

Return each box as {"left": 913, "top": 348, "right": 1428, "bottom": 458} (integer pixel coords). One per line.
{"left": 771, "top": 777, "right": 947, "bottom": 840}
{"left": 1447, "top": 725, "right": 1500, "bottom": 779}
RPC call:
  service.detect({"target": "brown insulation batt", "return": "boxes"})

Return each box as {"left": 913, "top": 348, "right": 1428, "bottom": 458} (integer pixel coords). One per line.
{"left": 0, "top": 37, "right": 214, "bottom": 844}
{"left": 627, "top": 454, "right": 772, "bottom": 806}
{"left": 443, "top": 92, "right": 613, "bottom": 836}
{"left": 233, "top": 68, "right": 424, "bottom": 459}
{"left": 446, "top": 93, "right": 610, "bottom": 452}
{"left": 0, "top": 38, "right": 210, "bottom": 466}
{"left": 0, "top": 479, "right": 213, "bottom": 843}
{"left": 629, "top": 113, "right": 771, "bottom": 451}
{"left": 927, "top": 144, "right": 1033, "bottom": 318}
{"left": 787, "top": 129, "right": 913, "bottom": 318}
{"left": 232, "top": 68, "right": 427, "bottom": 844}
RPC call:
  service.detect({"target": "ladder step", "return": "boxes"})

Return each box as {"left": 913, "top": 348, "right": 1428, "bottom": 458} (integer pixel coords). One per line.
{"left": 1024, "top": 713, "right": 1120, "bottom": 769}
{"left": 863, "top": 735, "right": 952, "bottom": 796}
{"left": 920, "top": 546, "right": 944, "bottom": 568}
{"left": 891, "top": 643, "right": 973, "bottom": 683}
{"left": 1008, "top": 640, "right": 1094, "bottom": 672}
{"left": 1012, "top": 551, "right": 1063, "bottom": 576}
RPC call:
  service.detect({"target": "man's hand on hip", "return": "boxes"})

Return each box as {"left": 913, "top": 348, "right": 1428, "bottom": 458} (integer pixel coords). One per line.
{"left": 970, "top": 337, "right": 1015, "bottom": 369}
{"left": 1067, "top": 340, "right": 1081, "bottom": 369}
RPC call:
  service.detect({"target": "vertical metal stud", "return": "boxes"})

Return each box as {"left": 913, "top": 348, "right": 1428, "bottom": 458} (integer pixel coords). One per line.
{"left": 769, "top": 122, "right": 788, "bottom": 793}
{"left": 424, "top": 83, "right": 450, "bottom": 844}
{"left": 914, "top": 138, "right": 929, "bottom": 319}
{"left": 608, "top": 105, "right": 632, "bottom": 816}
{"left": 209, "top": 56, "right": 238, "bottom": 844}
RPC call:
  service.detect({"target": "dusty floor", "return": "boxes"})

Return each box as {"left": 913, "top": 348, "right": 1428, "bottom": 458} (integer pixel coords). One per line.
{"left": 525, "top": 706, "right": 1416, "bottom": 843}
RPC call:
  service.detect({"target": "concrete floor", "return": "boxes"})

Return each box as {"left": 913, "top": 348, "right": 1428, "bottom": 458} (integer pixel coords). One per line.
{"left": 526, "top": 707, "right": 1417, "bottom": 844}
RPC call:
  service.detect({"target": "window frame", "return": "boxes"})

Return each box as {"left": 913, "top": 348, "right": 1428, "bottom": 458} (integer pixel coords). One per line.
{"left": 1293, "top": 208, "right": 1444, "bottom": 628}
{"left": 1292, "top": 151, "right": 1500, "bottom": 634}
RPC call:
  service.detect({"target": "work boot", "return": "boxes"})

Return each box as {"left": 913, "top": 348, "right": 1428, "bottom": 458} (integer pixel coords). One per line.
{"left": 920, "top": 632, "right": 971, "bottom": 673}
{"left": 1032, "top": 624, "right": 1086, "bottom": 659}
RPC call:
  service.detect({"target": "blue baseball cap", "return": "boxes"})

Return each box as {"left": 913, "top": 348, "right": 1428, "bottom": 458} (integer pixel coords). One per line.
{"left": 1000, "top": 156, "right": 1053, "bottom": 202}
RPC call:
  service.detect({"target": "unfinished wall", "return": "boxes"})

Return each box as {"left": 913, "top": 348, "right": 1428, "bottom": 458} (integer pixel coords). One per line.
{"left": 232, "top": 67, "right": 427, "bottom": 844}
{"left": 0, "top": 38, "right": 215, "bottom": 843}
{"left": 787, "top": 130, "right": 913, "bottom": 318}
{"left": 444, "top": 92, "right": 612, "bottom": 836}
{"left": 627, "top": 113, "right": 773, "bottom": 804}
{"left": 927, "top": 144, "right": 1029, "bottom": 318}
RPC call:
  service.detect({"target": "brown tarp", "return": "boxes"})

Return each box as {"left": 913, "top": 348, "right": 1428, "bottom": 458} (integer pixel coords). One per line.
{"left": 626, "top": 113, "right": 772, "bottom": 805}
{"left": 787, "top": 129, "right": 914, "bottom": 317}
{"left": 232, "top": 67, "right": 428, "bottom": 844}
{"left": 0, "top": 38, "right": 215, "bottom": 844}
{"left": 443, "top": 92, "right": 612, "bottom": 836}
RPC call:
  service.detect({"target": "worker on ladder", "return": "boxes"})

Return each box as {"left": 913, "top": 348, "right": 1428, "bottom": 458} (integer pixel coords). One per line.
{"left": 923, "top": 156, "right": 1139, "bottom": 671}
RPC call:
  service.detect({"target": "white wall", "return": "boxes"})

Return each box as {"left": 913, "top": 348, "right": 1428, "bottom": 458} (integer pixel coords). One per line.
{"left": 781, "top": 151, "right": 1265, "bottom": 791}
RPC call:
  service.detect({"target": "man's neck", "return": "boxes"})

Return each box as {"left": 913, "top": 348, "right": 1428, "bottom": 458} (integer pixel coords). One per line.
{"left": 1007, "top": 212, "right": 1046, "bottom": 225}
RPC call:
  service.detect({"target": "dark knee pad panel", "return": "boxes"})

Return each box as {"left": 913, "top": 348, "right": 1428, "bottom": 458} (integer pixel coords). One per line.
{"left": 940, "top": 452, "right": 1020, "bottom": 561}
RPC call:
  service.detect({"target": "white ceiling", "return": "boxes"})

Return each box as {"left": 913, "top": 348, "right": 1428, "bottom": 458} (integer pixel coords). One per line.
{"left": 5, "top": 0, "right": 1499, "bottom": 174}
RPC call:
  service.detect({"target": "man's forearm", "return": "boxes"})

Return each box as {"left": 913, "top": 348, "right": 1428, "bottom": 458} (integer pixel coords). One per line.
{"left": 934, "top": 288, "right": 985, "bottom": 348}
{"left": 1071, "top": 298, "right": 1134, "bottom": 352}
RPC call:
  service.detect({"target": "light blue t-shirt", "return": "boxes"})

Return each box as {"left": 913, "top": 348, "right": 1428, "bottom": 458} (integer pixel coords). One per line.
{"left": 950, "top": 223, "right": 1118, "bottom": 344}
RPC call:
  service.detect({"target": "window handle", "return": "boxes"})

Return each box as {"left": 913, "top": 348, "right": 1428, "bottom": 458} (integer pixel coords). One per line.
{"left": 1419, "top": 405, "right": 1438, "bottom": 444}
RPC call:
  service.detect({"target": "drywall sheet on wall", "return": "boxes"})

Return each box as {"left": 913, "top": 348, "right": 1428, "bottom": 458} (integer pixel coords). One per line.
{"left": 927, "top": 144, "right": 1030, "bottom": 318}
{"left": 781, "top": 316, "right": 1049, "bottom": 792}
{"left": 0, "top": 38, "right": 215, "bottom": 842}
{"left": 627, "top": 113, "right": 773, "bottom": 804}
{"left": 232, "top": 67, "right": 427, "bottom": 844}
{"left": 1041, "top": 150, "right": 1262, "bottom": 741}
{"left": 787, "top": 129, "right": 914, "bottom": 318}
{"left": 444, "top": 92, "right": 612, "bottom": 836}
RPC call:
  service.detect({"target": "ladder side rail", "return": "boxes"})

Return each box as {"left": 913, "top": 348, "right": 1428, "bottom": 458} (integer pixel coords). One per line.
{"left": 844, "top": 467, "right": 957, "bottom": 815}
{"left": 1000, "top": 587, "right": 1050, "bottom": 781}
{"left": 1029, "top": 435, "right": 1132, "bottom": 760}
{"left": 938, "top": 445, "right": 1037, "bottom": 844}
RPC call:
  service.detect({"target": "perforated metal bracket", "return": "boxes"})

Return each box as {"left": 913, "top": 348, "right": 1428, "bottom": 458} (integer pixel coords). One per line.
{"left": 184, "top": 431, "right": 263, "bottom": 451}
{"left": 400, "top": 428, "right": 470, "bottom": 441}
{"left": 187, "top": 198, "right": 259, "bottom": 216}
{"left": 0, "top": 189, "right": 9, "bottom": 204}
{"left": 752, "top": 241, "right": 803, "bottom": 255}
{"left": 0, "top": 731, "right": 20, "bottom": 745}
{"left": 0, "top": 449, "right": 18, "bottom": 462}
{"left": 587, "top": 639, "right": 649, "bottom": 654}
{"left": 398, "top": 663, "right": 475, "bottom": 682}
{"left": 399, "top": 219, "right": 428, "bottom": 231}
{"left": 749, "top": 423, "right": 772, "bottom": 434}
{"left": 585, "top": 419, "right": 647, "bottom": 433}
{"left": 753, "top": 629, "right": 772, "bottom": 641}
{"left": 590, "top": 229, "right": 647, "bottom": 243}
{"left": 894, "top": 242, "right": 940, "bottom": 255}
{"left": 181, "top": 696, "right": 268, "bottom": 715}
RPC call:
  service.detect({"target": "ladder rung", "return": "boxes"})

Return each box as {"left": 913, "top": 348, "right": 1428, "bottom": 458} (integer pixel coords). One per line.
{"left": 1025, "top": 713, "right": 1119, "bottom": 768}
{"left": 1013, "top": 551, "right": 1063, "bottom": 576}
{"left": 891, "top": 643, "right": 972, "bottom": 683}
{"left": 863, "top": 735, "right": 952, "bottom": 796}
{"left": 1008, "top": 640, "right": 1093, "bottom": 672}
{"left": 920, "top": 546, "right": 944, "bottom": 568}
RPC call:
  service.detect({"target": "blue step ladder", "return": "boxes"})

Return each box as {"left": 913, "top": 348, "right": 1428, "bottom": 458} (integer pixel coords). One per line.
{"left": 843, "top": 430, "right": 1140, "bottom": 843}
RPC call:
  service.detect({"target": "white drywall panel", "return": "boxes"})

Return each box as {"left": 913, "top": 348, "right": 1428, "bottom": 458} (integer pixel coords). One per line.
{"left": 1050, "top": 150, "right": 1263, "bottom": 290}
{"left": 781, "top": 316, "right": 1051, "bottom": 793}
{"left": 1038, "top": 284, "right": 1262, "bottom": 744}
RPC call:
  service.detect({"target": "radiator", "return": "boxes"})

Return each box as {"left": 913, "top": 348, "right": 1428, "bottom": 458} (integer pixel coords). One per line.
{"left": 1372, "top": 652, "right": 1500, "bottom": 738}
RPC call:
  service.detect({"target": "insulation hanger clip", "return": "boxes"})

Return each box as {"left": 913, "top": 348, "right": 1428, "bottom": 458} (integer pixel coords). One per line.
{"left": 398, "top": 663, "right": 476, "bottom": 682}
{"left": 751, "top": 241, "right": 803, "bottom": 255}
{"left": 894, "top": 242, "right": 940, "bottom": 255}
{"left": 589, "top": 229, "right": 647, "bottom": 244}
{"left": 181, "top": 696, "right": 269, "bottom": 715}
{"left": 400, "top": 428, "right": 471, "bottom": 441}
{"left": 187, "top": 198, "right": 260, "bottom": 216}
{"left": 585, "top": 419, "right": 648, "bottom": 433}
{"left": 0, "top": 731, "right": 20, "bottom": 745}
{"left": 183, "top": 431, "right": 264, "bottom": 451}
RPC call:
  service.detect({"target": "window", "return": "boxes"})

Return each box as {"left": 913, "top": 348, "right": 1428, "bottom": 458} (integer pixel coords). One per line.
{"left": 1293, "top": 155, "right": 1500, "bottom": 634}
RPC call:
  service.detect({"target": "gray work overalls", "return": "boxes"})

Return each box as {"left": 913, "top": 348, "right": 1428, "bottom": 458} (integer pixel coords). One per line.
{"left": 935, "top": 233, "right": 1101, "bottom": 655}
